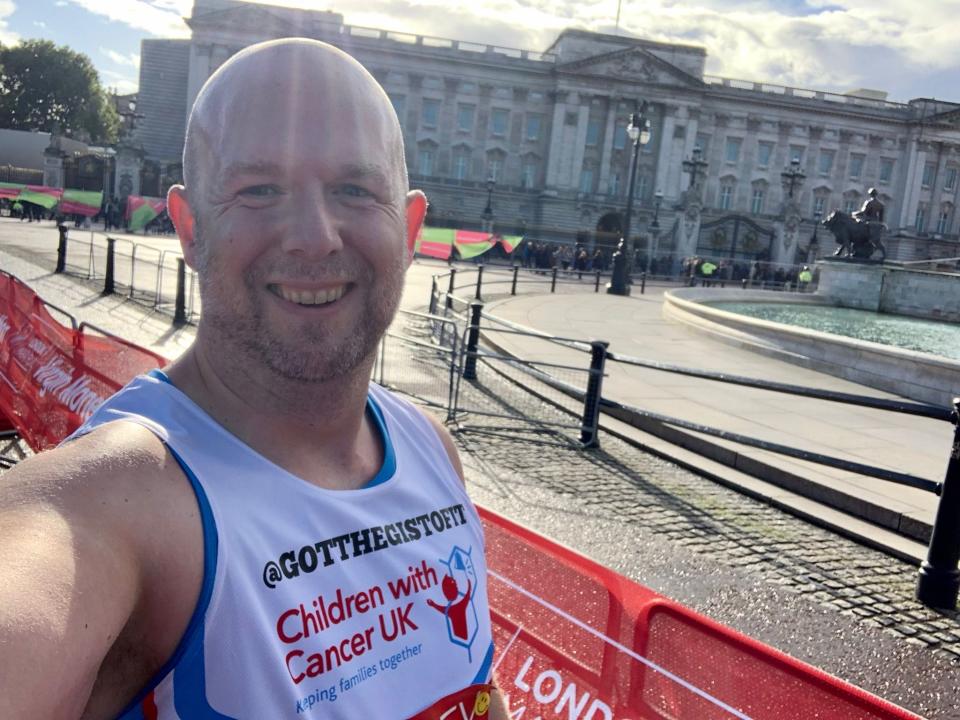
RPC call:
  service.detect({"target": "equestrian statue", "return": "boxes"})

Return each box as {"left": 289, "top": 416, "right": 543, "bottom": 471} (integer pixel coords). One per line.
{"left": 822, "top": 188, "right": 887, "bottom": 262}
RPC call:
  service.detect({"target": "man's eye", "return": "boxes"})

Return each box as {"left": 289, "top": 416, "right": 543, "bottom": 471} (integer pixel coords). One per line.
{"left": 239, "top": 185, "right": 281, "bottom": 198}
{"left": 339, "top": 184, "right": 373, "bottom": 198}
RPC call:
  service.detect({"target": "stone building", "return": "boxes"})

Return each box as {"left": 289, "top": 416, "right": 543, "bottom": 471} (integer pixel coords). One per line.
{"left": 135, "top": 0, "right": 960, "bottom": 265}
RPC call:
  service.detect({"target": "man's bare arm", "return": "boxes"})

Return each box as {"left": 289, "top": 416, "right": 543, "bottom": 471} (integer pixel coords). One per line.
{"left": 0, "top": 424, "right": 171, "bottom": 718}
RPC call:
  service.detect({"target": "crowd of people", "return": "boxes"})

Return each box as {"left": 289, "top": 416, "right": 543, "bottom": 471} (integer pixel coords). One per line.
{"left": 519, "top": 240, "right": 609, "bottom": 273}
{"left": 680, "top": 255, "right": 817, "bottom": 289}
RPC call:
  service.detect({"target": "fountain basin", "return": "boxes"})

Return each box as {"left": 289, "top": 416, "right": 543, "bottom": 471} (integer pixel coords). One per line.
{"left": 663, "top": 288, "right": 960, "bottom": 407}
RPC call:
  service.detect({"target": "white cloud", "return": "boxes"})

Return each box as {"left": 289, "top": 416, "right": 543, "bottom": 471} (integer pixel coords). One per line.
{"left": 100, "top": 46, "right": 141, "bottom": 68}
{"left": 312, "top": 0, "right": 960, "bottom": 101}
{"left": 100, "top": 68, "right": 139, "bottom": 94}
{"left": 65, "top": 0, "right": 957, "bottom": 101}
{"left": 33, "top": 20, "right": 46, "bottom": 29}
{"left": 64, "top": 0, "right": 190, "bottom": 37}
{"left": 0, "top": 0, "right": 18, "bottom": 45}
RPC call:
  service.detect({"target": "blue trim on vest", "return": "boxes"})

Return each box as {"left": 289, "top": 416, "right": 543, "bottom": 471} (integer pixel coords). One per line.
{"left": 148, "top": 368, "right": 171, "bottom": 384}
{"left": 114, "top": 444, "right": 222, "bottom": 720}
{"left": 116, "top": 703, "right": 145, "bottom": 720}
{"left": 364, "top": 392, "right": 395, "bottom": 488}
{"left": 471, "top": 641, "right": 496, "bottom": 685}
{"left": 147, "top": 370, "right": 395, "bottom": 490}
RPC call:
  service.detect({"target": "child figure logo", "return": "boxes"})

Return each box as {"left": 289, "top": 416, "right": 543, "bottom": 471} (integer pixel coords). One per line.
{"left": 426, "top": 545, "right": 480, "bottom": 661}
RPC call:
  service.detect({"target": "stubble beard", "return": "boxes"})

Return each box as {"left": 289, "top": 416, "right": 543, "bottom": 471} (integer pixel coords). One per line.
{"left": 196, "top": 242, "right": 407, "bottom": 385}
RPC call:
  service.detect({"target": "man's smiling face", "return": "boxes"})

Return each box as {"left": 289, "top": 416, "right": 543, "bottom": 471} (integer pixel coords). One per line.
{"left": 176, "top": 42, "right": 423, "bottom": 384}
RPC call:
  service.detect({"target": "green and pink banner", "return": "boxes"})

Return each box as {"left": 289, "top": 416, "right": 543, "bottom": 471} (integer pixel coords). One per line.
{"left": 60, "top": 190, "right": 103, "bottom": 217}
{"left": 125, "top": 195, "right": 167, "bottom": 232}
{"left": 415, "top": 227, "right": 523, "bottom": 260}
{"left": 0, "top": 182, "right": 25, "bottom": 200}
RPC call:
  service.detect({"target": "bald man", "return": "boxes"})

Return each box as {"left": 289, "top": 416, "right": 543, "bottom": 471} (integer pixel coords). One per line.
{"left": 0, "top": 39, "right": 507, "bottom": 719}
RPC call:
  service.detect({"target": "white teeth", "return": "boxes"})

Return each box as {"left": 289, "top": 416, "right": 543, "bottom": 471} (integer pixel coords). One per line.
{"left": 275, "top": 285, "right": 345, "bottom": 306}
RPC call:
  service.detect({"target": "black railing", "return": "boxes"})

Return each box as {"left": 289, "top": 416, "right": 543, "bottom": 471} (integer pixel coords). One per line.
{"left": 427, "top": 275, "right": 960, "bottom": 610}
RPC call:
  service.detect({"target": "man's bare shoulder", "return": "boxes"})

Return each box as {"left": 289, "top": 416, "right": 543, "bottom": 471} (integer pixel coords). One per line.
{"left": 416, "top": 407, "right": 465, "bottom": 484}
{"left": 1, "top": 421, "right": 179, "bottom": 515}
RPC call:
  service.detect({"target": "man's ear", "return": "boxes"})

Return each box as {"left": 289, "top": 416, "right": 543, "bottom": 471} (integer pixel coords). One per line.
{"left": 405, "top": 190, "right": 428, "bottom": 265}
{"left": 167, "top": 185, "right": 200, "bottom": 270}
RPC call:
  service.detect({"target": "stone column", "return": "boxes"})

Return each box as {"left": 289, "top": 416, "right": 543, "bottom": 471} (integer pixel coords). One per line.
{"left": 569, "top": 99, "right": 590, "bottom": 189}
{"left": 185, "top": 42, "right": 213, "bottom": 123}
{"left": 654, "top": 105, "right": 677, "bottom": 201}
{"left": 544, "top": 91, "right": 568, "bottom": 188}
{"left": 42, "top": 137, "right": 66, "bottom": 189}
{"left": 114, "top": 144, "right": 143, "bottom": 199}
{"left": 899, "top": 138, "right": 924, "bottom": 229}
{"left": 675, "top": 190, "right": 702, "bottom": 260}
{"left": 597, "top": 98, "right": 617, "bottom": 194}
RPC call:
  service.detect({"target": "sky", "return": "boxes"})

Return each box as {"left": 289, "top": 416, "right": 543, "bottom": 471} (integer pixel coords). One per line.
{"left": 0, "top": 0, "right": 958, "bottom": 103}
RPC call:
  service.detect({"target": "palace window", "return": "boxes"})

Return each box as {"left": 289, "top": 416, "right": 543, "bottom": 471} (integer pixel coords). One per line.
{"left": 818, "top": 150, "right": 835, "bottom": 175}
{"left": 789, "top": 145, "right": 805, "bottom": 164}
{"left": 946, "top": 168, "right": 958, "bottom": 191}
{"left": 418, "top": 149, "right": 434, "bottom": 176}
{"left": 609, "top": 172, "right": 621, "bottom": 197}
{"left": 635, "top": 173, "right": 647, "bottom": 200}
{"left": 695, "top": 133, "right": 710, "bottom": 153}
{"left": 525, "top": 114, "right": 542, "bottom": 141}
{"left": 849, "top": 154, "right": 864, "bottom": 180}
{"left": 844, "top": 197, "right": 857, "bottom": 214}
{"left": 879, "top": 158, "right": 894, "bottom": 184}
{"left": 757, "top": 142, "right": 773, "bottom": 168}
{"left": 922, "top": 162, "right": 936, "bottom": 188}
{"left": 579, "top": 168, "right": 594, "bottom": 194}
{"left": 813, "top": 196, "right": 826, "bottom": 217}
{"left": 452, "top": 151, "right": 469, "bottom": 181}
{"left": 388, "top": 94, "right": 405, "bottom": 127}
{"left": 613, "top": 125, "right": 627, "bottom": 150}
{"left": 522, "top": 161, "right": 537, "bottom": 189}
{"left": 725, "top": 137, "right": 742, "bottom": 163}
{"left": 915, "top": 202, "right": 927, "bottom": 232}
{"left": 421, "top": 99, "right": 440, "bottom": 129}
{"left": 490, "top": 109, "right": 509, "bottom": 137}
{"left": 487, "top": 157, "right": 502, "bottom": 182}
{"left": 586, "top": 119, "right": 601, "bottom": 147}
{"left": 457, "top": 104, "right": 475, "bottom": 132}
{"left": 751, "top": 187, "right": 765, "bottom": 214}
{"left": 938, "top": 206, "right": 952, "bottom": 234}
{"left": 719, "top": 184, "right": 733, "bottom": 210}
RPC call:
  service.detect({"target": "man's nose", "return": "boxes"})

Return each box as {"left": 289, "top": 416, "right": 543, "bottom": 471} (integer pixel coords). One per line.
{"left": 281, "top": 186, "right": 343, "bottom": 258}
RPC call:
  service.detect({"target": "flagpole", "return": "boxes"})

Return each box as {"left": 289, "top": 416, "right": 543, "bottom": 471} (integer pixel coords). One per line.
{"left": 615, "top": 0, "right": 622, "bottom": 34}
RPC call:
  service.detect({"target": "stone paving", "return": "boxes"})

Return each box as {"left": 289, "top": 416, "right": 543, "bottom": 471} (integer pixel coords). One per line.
{"left": 447, "top": 364, "right": 960, "bottom": 717}
{"left": 0, "top": 236, "right": 958, "bottom": 716}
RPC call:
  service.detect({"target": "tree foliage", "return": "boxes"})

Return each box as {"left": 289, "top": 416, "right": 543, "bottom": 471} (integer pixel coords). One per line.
{"left": 0, "top": 39, "right": 120, "bottom": 144}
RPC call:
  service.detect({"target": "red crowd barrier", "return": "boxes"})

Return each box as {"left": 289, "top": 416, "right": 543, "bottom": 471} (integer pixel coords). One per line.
{"left": 482, "top": 508, "right": 920, "bottom": 719}
{"left": 0, "top": 270, "right": 167, "bottom": 451}
{"left": 0, "top": 272, "right": 922, "bottom": 719}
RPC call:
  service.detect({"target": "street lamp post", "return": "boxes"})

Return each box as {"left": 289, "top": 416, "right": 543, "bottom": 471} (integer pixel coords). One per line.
{"left": 781, "top": 156, "right": 806, "bottom": 200}
{"left": 808, "top": 209, "right": 822, "bottom": 264}
{"left": 682, "top": 147, "right": 708, "bottom": 192}
{"left": 481, "top": 178, "right": 495, "bottom": 233}
{"left": 647, "top": 189, "right": 664, "bottom": 275}
{"left": 607, "top": 102, "right": 651, "bottom": 296}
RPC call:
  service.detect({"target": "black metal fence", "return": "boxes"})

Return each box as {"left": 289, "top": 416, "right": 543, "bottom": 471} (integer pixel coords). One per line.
{"left": 56, "top": 226, "right": 199, "bottom": 323}
{"left": 424, "top": 270, "right": 960, "bottom": 612}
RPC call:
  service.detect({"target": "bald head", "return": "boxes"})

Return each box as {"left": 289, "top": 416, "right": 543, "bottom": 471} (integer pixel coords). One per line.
{"left": 182, "top": 39, "right": 408, "bottom": 213}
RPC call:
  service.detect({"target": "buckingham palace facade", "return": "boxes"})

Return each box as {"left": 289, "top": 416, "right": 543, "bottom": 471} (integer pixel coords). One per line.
{"left": 135, "top": 0, "right": 960, "bottom": 265}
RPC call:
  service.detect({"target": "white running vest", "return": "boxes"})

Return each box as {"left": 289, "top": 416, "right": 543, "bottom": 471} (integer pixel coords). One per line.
{"left": 69, "top": 371, "right": 494, "bottom": 719}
